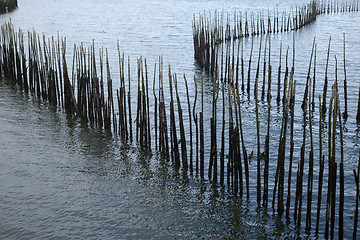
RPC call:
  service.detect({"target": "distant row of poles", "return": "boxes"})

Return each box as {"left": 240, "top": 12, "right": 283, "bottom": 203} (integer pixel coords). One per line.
{"left": 193, "top": 0, "right": 359, "bottom": 75}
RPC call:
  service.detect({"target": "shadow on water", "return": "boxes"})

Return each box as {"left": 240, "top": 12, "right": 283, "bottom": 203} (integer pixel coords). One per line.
{"left": 0, "top": 76, "right": 320, "bottom": 239}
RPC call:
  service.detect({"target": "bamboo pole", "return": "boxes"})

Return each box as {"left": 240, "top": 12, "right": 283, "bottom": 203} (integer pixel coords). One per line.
{"left": 261, "top": 34, "right": 267, "bottom": 101}
{"left": 316, "top": 95, "right": 325, "bottom": 235}
{"left": 276, "top": 43, "right": 282, "bottom": 104}
{"left": 128, "top": 56, "right": 133, "bottom": 141}
{"left": 343, "top": 33, "right": 348, "bottom": 120}
{"left": 175, "top": 74, "right": 188, "bottom": 169}
{"left": 193, "top": 76, "right": 199, "bottom": 175}
{"left": 184, "top": 75, "right": 193, "bottom": 173}
{"left": 220, "top": 81, "right": 225, "bottom": 185}
{"left": 255, "top": 34, "right": 263, "bottom": 205}
{"left": 168, "top": 65, "right": 180, "bottom": 166}
{"left": 285, "top": 73, "right": 296, "bottom": 219}
{"left": 247, "top": 37, "right": 254, "bottom": 95}
{"left": 200, "top": 74, "right": 204, "bottom": 178}
{"left": 337, "top": 86, "right": 344, "bottom": 239}
{"left": 322, "top": 37, "right": 331, "bottom": 115}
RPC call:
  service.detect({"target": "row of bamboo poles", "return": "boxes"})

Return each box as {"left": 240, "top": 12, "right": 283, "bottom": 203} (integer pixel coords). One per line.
{"left": 193, "top": 0, "right": 359, "bottom": 73}
{"left": 318, "top": 0, "right": 360, "bottom": 13}
{"left": 1, "top": 20, "right": 360, "bottom": 238}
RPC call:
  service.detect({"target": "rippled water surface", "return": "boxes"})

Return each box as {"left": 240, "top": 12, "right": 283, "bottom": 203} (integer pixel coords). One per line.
{"left": 1, "top": 0, "right": 360, "bottom": 238}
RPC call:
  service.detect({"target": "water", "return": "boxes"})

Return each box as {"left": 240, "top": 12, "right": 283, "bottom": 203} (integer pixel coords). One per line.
{"left": 0, "top": 81, "right": 301, "bottom": 239}
{"left": 1, "top": 0, "right": 360, "bottom": 238}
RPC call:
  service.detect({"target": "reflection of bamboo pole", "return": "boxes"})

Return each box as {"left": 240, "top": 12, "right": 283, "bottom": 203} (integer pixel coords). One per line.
{"left": 353, "top": 153, "right": 360, "bottom": 239}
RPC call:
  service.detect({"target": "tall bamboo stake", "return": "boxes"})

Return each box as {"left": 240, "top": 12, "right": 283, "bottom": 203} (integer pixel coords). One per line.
{"left": 276, "top": 43, "right": 282, "bottom": 104}
{"left": 128, "top": 56, "right": 133, "bottom": 141}
{"left": 322, "top": 37, "right": 331, "bottom": 115}
{"left": 261, "top": 34, "right": 267, "bottom": 101}
{"left": 343, "top": 33, "right": 348, "bottom": 120}
{"left": 267, "top": 35, "right": 272, "bottom": 102}
{"left": 316, "top": 95, "right": 325, "bottom": 235}
{"left": 306, "top": 71, "right": 314, "bottom": 232}
{"left": 200, "top": 74, "right": 204, "bottom": 178}
{"left": 337, "top": 88, "right": 344, "bottom": 239}
{"left": 220, "top": 81, "right": 225, "bottom": 185}
{"left": 168, "top": 65, "right": 180, "bottom": 166}
{"left": 285, "top": 74, "right": 296, "bottom": 219}
{"left": 184, "top": 75, "right": 193, "bottom": 173}
{"left": 192, "top": 76, "right": 199, "bottom": 176}
{"left": 247, "top": 37, "right": 254, "bottom": 95}
{"left": 153, "top": 63, "right": 158, "bottom": 150}
{"left": 255, "top": 34, "right": 263, "bottom": 205}
{"left": 175, "top": 74, "right": 188, "bottom": 169}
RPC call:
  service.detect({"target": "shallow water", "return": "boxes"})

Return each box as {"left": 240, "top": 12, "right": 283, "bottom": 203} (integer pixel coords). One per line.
{"left": 0, "top": 0, "right": 360, "bottom": 238}
{"left": 0, "top": 81, "right": 304, "bottom": 239}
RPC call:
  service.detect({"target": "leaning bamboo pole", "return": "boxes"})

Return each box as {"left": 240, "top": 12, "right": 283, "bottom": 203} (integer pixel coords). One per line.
{"left": 175, "top": 74, "right": 188, "bottom": 169}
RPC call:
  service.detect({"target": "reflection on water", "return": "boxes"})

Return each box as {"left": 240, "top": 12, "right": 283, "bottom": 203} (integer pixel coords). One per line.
{"left": 0, "top": 80, "right": 311, "bottom": 239}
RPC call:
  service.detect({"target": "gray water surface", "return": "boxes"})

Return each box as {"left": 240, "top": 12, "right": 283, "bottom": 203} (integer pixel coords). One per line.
{"left": 0, "top": 81, "right": 298, "bottom": 239}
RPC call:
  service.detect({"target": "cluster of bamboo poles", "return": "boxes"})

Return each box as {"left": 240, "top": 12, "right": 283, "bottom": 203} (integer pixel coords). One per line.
{"left": 193, "top": 0, "right": 359, "bottom": 73}
{"left": 1, "top": 20, "right": 360, "bottom": 238}
{"left": 195, "top": 30, "right": 359, "bottom": 237}
{"left": 0, "top": 22, "right": 115, "bottom": 128}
